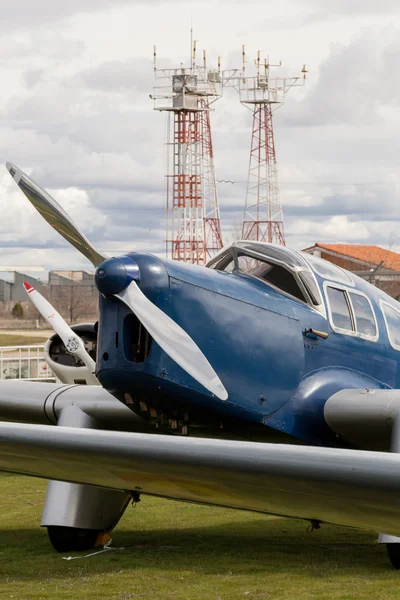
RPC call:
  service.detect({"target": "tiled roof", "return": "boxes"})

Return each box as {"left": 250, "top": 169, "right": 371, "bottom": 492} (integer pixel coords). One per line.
{"left": 303, "top": 244, "right": 400, "bottom": 272}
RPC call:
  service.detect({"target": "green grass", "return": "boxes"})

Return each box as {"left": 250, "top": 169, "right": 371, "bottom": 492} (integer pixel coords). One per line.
{"left": 0, "top": 475, "right": 399, "bottom": 599}
{"left": 0, "top": 334, "right": 48, "bottom": 346}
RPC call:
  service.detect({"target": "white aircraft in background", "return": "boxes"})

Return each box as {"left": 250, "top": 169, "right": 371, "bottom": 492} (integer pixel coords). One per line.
{"left": 24, "top": 282, "right": 98, "bottom": 385}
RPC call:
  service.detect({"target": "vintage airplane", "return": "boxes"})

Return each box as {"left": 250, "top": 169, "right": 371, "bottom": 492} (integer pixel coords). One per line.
{"left": 2, "top": 162, "right": 400, "bottom": 568}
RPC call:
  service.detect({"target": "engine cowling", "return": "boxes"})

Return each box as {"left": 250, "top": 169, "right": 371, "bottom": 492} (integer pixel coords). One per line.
{"left": 45, "top": 322, "right": 98, "bottom": 385}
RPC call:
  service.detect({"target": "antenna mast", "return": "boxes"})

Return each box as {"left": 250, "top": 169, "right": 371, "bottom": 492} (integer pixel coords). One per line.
{"left": 223, "top": 52, "right": 307, "bottom": 245}
{"left": 152, "top": 37, "right": 224, "bottom": 264}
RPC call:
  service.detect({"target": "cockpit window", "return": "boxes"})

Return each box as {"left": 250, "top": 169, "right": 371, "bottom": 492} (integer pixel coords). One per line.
{"left": 326, "top": 285, "right": 378, "bottom": 341}
{"left": 349, "top": 292, "right": 377, "bottom": 337}
{"left": 301, "top": 252, "right": 353, "bottom": 284}
{"left": 326, "top": 287, "right": 353, "bottom": 331}
{"left": 236, "top": 254, "right": 307, "bottom": 302}
{"left": 218, "top": 258, "right": 235, "bottom": 273}
{"left": 381, "top": 302, "right": 400, "bottom": 350}
{"left": 206, "top": 242, "right": 325, "bottom": 313}
{"left": 238, "top": 241, "right": 307, "bottom": 268}
{"left": 298, "top": 271, "right": 322, "bottom": 306}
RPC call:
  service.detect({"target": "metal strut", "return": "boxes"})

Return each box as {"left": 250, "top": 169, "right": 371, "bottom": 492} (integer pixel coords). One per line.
{"left": 41, "top": 404, "right": 130, "bottom": 552}
{"left": 379, "top": 414, "right": 400, "bottom": 568}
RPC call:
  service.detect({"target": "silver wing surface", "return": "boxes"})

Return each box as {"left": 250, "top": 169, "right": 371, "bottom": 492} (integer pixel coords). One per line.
{"left": 0, "top": 421, "right": 400, "bottom": 536}
{"left": 0, "top": 380, "right": 149, "bottom": 432}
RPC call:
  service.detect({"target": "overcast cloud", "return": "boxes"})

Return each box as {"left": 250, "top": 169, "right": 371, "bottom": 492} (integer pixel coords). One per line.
{"left": 1, "top": 1, "right": 400, "bottom": 271}
{"left": 306, "top": 0, "right": 400, "bottom": 18}
{"left": 0, "top": 0, "right": 133, "bottom": 32}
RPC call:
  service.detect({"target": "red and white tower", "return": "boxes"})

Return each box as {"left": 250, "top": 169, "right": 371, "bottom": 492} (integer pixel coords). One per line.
{"left": 153, "top": 43, "right": 223, "bottom": 264}
{"left": 237, "top": 51, "right": 307, "bottom": 245}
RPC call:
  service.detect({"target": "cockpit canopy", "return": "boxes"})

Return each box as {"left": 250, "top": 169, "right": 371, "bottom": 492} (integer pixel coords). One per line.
{"left": 206, "top": 241, "right": 328, "bottom": 313}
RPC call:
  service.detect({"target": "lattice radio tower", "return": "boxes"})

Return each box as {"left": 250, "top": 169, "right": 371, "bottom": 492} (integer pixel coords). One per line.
{"left": 226, "top": 49, "right": 307, "bottom": 245}
{"left": 152, "top": 37, "right": 224, "bottom": 264}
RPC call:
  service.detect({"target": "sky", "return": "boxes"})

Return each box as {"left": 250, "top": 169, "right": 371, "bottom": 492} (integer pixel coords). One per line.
{"left": 1, "top": 0, "right": 400, "bottom": 271}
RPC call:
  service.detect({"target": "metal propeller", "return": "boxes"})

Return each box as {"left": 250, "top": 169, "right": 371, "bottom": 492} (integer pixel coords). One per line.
{"left": 8, "top": 162, "right": 228, "bottom": 401}
{"left": 6, "top": 162, "right": 105, "bottom": 267}
{"left": 23, "top": 282, "right": 98, "bottom": 382}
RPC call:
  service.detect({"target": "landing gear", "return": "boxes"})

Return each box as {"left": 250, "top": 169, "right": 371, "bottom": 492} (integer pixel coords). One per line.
{"left": 386, "top": 544, "right": 400, "bottom": 570}
{"left": 47, "top": 526, "right": 103, "bottom": 553}
{"left": 379, "top": 416, "right": 400, "bottom": 568}
{"left": 41, "top": 405, "right": 130, "bottom": 553}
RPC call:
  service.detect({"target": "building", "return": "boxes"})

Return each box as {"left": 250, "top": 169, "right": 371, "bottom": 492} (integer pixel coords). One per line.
{"left": 303, "top": 244, "right": 400, "bottom": 299}
{"left": 48, "top": 270, "right": 96, "bottom": 299}
{"left": 48, "top": 270, "right": 98, "bottom": 323}
{"left": 0, "top": 271, "right": 43, "bottom": 302}
{"left": 0, "top": 268, "right": 98, "bottom": 322}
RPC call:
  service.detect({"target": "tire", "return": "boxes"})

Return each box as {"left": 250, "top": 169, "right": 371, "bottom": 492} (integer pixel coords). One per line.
{"left": 47, "top": 526, "right": 101, "bottom": 553}
{"left": 386, "top": 543, "right": 400, "bottom": 569}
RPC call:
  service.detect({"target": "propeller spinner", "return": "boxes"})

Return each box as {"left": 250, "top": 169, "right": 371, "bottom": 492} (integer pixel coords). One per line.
{"left": 8, "top": 163, "right": 228, "bottom": 401}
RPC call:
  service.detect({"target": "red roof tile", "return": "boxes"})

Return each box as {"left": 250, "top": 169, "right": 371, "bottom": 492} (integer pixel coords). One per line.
{"left": 303, "top": 244, "right": 400, "bottom": 272}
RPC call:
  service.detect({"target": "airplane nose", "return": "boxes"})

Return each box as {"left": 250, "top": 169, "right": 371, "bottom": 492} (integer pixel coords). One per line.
{"left": 95, "top": 256, "right": 141, "bottom": 296}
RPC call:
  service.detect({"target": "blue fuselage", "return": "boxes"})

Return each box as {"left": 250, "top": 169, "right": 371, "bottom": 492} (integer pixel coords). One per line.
{"left": 96, "top": 252, "right": 397, "bottom": 447}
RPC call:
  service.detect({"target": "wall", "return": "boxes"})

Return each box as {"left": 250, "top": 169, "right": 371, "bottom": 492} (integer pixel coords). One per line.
{"left": 48, "top": 271, "right": 97, "bottom": 300}
{"left": 11, "top": 273, "right": 43, "bottom": 302}
{"left": 0, "top": 272, "right": 42, "bottom": 302}
{"left": 319, "top": 252, "right": 371, "bottom": 274}
{"left": 0, "top": 281, "right": 12, "bottom": 302}
{"left": 374, "top": 279, "right": 400, "bottom": 300}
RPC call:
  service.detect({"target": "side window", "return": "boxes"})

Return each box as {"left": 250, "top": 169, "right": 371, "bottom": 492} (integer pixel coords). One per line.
{"left": 326, "top": 287, "right": 353, "bottom": 331}
{"left": 382, "top": 303, "right": 400, "bottom": 349}
{"left": 349, "top": 293, "right": 377, "bottom": 337}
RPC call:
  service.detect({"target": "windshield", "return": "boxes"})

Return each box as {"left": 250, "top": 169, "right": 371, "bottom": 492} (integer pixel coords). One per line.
{"left": 207, "top": 242, "right": 323, "bottom": 309}
{"left": 300, "top": 252, "right": 353, "bottom": 284}
{"left": 237, "top": 241, "right": 309, "bottom": 269}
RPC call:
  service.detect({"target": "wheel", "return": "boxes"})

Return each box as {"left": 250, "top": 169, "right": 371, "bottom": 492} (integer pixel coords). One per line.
{"left": 386, "top": 543, "right": 400, "bottom": 569}
{"left": 47, "top": 526, "right": 102, "bottom": 553}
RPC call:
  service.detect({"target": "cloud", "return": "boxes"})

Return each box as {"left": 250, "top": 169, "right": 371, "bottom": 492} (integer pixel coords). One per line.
{"left": 80, "top": 58, "right": 154, "bottom": 93}
{"left": 282, "top": 184, "right": 400, "bottom": 220}
{"left": 284, "top": 25, "right": 400, "bottom": 127}
{"left": 0, "top": 0, "right": 134, "bottom": 32}
{"left": 0, "top": 32, "right": 85, "bottom": 72}
{"left": 288, "top": 215, "right": 371, "bottom": 241}
{"left": 2, "top": 4, "right": 400, "bottom": 271}
{"left": 22, "top": 69, "right": 45, "bottom": 89}
{"left": 305, "top": 0, "right": 400, "bottom": 20}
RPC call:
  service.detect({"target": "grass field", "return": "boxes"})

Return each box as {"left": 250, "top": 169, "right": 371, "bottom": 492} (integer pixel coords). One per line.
{"left": 0, "top": 474, "right": 399, "bottom": 600}
{"left": 0, "top": 334, "right": 49, "bottom": 346}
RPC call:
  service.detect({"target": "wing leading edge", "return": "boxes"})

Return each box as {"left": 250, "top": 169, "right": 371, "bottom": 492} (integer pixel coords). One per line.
{"left": 0, "top": 421, "right": 400, "bottom": 536}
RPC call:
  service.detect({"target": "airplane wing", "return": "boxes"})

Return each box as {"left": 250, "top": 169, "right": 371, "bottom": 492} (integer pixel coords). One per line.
{"left": 0, "top": 380, "right": 151, "bottom": 429}
{"left": 1, "top": 421, "right": 400, "bottom": 536}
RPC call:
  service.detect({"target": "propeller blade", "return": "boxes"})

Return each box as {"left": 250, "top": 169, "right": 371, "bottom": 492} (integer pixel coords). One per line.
{"left": 7, "top": 163, "right": 227, "bottom": 400}
{"left": 24, "top": 282, "right": 97, "bottom": 377}
{"left": 6, "top": 162, "right": 106, "bottom": 268}
{"left": 116, "top": 281, "right": 228, "bottom": 401}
